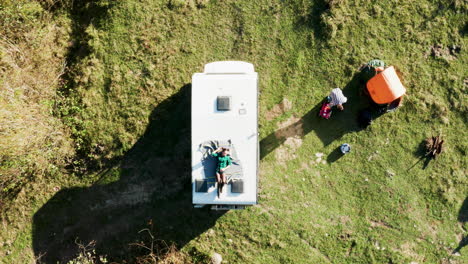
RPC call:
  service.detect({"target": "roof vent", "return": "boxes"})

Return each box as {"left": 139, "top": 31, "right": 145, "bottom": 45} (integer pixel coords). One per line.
{"left": 217, "top": 96, "right": 231, "bottom": 111}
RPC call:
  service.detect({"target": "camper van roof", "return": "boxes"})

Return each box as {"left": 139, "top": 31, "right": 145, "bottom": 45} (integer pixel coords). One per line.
{"left": 192, "top": 62, "right": 258, "bottom": 206}
{"left": 204, "top": 61, "right": 255, "bottom": 74}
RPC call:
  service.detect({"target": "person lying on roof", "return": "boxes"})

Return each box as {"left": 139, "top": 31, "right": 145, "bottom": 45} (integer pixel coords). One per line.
{"left": 328, "top": 88, "right": 348, "bottom": 111}
{"left": 212, "top": 147, "right": 232, "bottom": 186}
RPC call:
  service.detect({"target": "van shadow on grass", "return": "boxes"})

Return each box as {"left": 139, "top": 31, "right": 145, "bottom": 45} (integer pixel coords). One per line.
{"left": 33, "top": 84, "right": 225, "bottom": 263}
{"left": 260, "top": 73, "right": 379, "bottom": 160}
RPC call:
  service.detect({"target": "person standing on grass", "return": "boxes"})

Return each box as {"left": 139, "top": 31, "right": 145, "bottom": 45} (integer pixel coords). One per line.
{"left": 212, "top": 147, "right": 232, "bottom": 186}
{"left": 328, "top": 88, "right": 348, "bottom": 111}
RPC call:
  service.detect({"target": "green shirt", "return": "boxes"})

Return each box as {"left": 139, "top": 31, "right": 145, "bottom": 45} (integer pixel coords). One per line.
{"left": 212, "top": 152, "right": 232, "bottom": 171}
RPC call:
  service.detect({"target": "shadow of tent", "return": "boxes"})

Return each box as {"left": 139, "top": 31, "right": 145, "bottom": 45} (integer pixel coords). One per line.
{"left": 260, "top": 72, "right": 377, "bottom": 159}
{"left": 33, "top": 84, "right": 225, "bottom": 263}
{"left": 453, "top": 197, "right": 468, "bottom": 253}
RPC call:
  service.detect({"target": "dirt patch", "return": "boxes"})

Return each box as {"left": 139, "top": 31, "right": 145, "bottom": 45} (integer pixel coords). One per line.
{"left": 422, "top": 221, "right": 440, "bottom": 239}
{"left": 296, "top": 162, "right": 311, "bottom": 173}
{"left": 398, "top": 242, "right": 424, "bottom": 263}
{"left": 266, "top": 98, "right": 292, "bottom": 121}
{"left": 275, "top": 145, "right": 297, "bottom": 163}
{"left": 313, "top": 152, "right": 326, "bottom": 164}
{"left": 340, "top": 215, "right": 352, "bottom": 224}
{"left": 284, "top": 137, "right": 303, "bottom": 149}
{"left": 370, "top": 220, "right": 392, "bottom": 229}
{"left": 367, "top": 151, "right": 380, "bottom": 161}
{"left": 257, "top": 204, "right": 275, "bottom": 218}
{"left": 273, "top": 116, "right": 304, "bottom": 163}
{"left": 427, "top": 44, "right": 461, "bottom": 60}
{"left": 297, "top": 236, "right": 332, "bottom": 263}
{"left": 274, "top": 116, "right": 304, "bottom": 139}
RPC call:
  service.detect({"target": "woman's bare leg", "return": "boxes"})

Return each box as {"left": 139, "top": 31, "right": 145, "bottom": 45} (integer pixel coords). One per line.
{"left": 216, "top": 172, "right": 221, "bottom": 184}
{"left": 221, "top": 173, "right": 227, "bottom": 184}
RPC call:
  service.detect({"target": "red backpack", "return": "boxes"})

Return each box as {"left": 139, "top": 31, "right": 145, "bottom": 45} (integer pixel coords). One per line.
{"left": 319, "top": 101, "right": 332, "bottom": 119}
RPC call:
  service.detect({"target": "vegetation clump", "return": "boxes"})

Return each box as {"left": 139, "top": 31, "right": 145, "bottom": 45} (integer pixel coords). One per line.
{"left": 0, "top": 0, "right": 74, "bottom": 210}
{"left": 425, "top": 135, "right": 444, "bottom": 158}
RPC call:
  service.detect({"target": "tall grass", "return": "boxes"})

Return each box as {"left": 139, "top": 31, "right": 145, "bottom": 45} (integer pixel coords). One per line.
{"left": 0, "top": 1, "right": 74, "bottom": 210}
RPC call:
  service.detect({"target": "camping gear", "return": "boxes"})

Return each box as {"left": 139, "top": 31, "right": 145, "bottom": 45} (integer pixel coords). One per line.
{"left": 366, "top": 59, "right": 385, "bottom": 68}
{"left": 340, "top": 143, "right": 351, "bottom": 154}
{"left": 386, "top": 97, "right": 402, "bottom": 112}
{"left": 319, "top": 102, "right": 332, "bottom": 119}
{"left": 366, "top": 66, "right": 406, "bottom": 104}
{"left": 361, "top": 59, "right": 386, "bottom": 81}
{"left": 358, "top": 109, "right": 373, "bottom": 128}
{"left": 319, "top": 96, "right": 332, "bottom": 119}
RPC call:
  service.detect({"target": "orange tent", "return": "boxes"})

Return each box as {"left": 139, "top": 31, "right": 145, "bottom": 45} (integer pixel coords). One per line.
{"left": 366, "top": 66, "right": 406, "bottom": 104}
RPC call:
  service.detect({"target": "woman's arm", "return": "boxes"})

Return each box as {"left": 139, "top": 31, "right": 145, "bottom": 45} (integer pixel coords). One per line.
{"left": 214, "top": 147, "right": 222, "bottom": 153}
{"left": 212, "top": 147, "right": 222, "bottom": 157}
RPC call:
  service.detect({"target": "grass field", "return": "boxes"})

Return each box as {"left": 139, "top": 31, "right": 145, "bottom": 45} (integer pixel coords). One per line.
{"left": 1, "top": 0, "right": 467, "bottom": 263}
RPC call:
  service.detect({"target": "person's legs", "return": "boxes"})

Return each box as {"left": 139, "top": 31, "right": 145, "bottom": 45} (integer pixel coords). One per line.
{"left": 221, "top": 172, "right": 227, "bottom": 184}
{"left": 216, "top": 172, "right": 221, "bottom": 184}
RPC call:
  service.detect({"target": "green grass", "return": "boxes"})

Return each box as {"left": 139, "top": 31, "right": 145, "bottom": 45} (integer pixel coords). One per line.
{"left": 1, "top": 0, "right": 467, "bottom": 263}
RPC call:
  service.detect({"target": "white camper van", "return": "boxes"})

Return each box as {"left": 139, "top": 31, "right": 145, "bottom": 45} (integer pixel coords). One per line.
{"left": 192, "top": 61, "right": 258, "bottom": 210}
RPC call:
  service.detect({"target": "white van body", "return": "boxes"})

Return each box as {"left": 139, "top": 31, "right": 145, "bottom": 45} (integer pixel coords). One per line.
{"left": 191, "top": 61, "right": 258, "bottom": 209}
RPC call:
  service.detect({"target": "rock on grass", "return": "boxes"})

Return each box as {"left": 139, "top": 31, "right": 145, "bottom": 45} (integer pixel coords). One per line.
{"left": 211, "top": 252, "right": 222, "bottom": 264}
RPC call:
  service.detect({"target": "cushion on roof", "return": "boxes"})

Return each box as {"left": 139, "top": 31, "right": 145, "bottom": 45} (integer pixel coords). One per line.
{"left": 231, "top": 179, "right": 244, "bottom": 193}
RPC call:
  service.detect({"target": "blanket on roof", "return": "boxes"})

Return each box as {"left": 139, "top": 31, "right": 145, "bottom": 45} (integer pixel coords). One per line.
{"left": 198, "top": 140, "right": 244, "bottom": 181}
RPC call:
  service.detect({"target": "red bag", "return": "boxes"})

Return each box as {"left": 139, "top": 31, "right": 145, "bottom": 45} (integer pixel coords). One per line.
{"left": 319, "top": 102, "right": 332, "bottom": 119}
